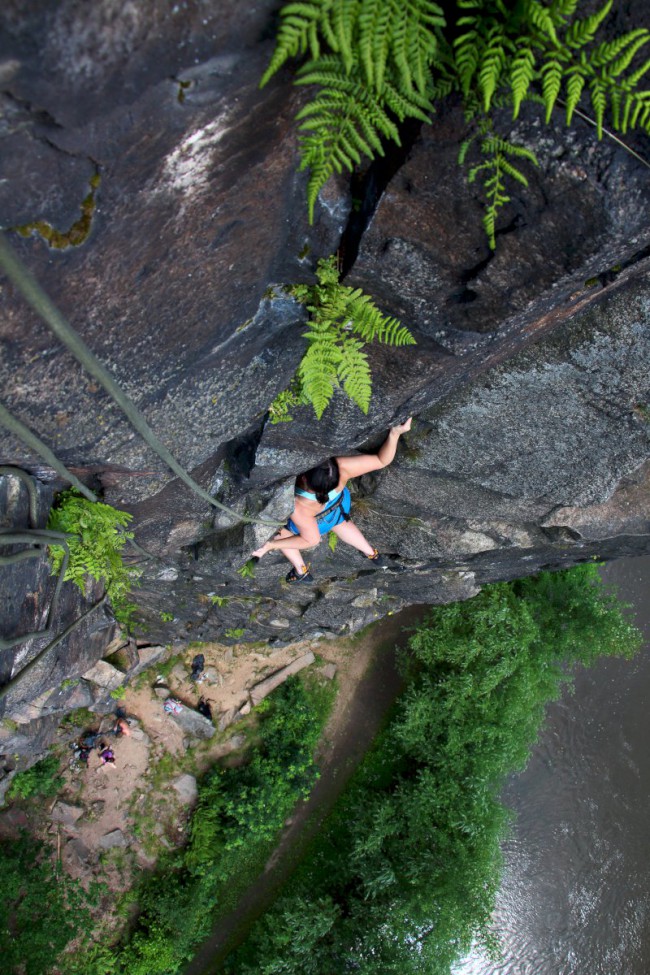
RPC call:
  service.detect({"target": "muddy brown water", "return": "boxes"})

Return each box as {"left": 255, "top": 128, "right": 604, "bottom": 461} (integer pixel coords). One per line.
{"left": 454, "top": 555, "right": 650, "bottom": 975}
{"left": 184, "top": 604, "right": 430, "bottom": 975}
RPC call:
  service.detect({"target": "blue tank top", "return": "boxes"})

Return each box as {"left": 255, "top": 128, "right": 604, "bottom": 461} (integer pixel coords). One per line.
{"left": 295, "top": 486, "right": 342, "bottom": 502}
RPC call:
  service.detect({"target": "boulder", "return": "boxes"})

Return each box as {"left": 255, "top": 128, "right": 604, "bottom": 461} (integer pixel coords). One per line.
{"left": 167, "top": 704, "right": 216, "bottom": 741}
{"left": 50, "top": 801, "right": 85, "bottom": 829}
{"left": 99, "top": 828, "right": 128, "bottom": 850}
{"left": 171, "top": 773, "right": 198, "bottom": 806}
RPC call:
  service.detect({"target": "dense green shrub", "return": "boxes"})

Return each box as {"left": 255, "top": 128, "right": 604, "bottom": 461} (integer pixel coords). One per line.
{"left": 7, "top": 753, "right": 64, "bottom": 801}
{"left": 1, "top": 834, "right": 98, "bottom": 975}
{"left": 227, "top": 565, "right": 641, "bottom": 975}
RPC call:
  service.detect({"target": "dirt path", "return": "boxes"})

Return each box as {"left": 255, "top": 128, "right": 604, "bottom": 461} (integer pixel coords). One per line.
{"left": 183, "top": 604, "right": 430, "bottom": 975}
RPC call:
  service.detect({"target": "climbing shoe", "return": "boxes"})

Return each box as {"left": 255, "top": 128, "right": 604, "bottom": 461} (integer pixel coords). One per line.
{"left": 364, "top": 549, "right": 389, "bottom": 569}
{"left": 286, "top": 565, "right": 314, "bottom": 583}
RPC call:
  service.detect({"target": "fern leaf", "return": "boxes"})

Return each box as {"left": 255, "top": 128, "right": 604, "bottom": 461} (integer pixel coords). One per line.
{"left": 500, "top": 157, "right": 530, "bottom": 186}
{"left": 330, "top": 0, "right": 358, "bottom": 73}
{"left": 590, "top": 30, "right": 650, "bottom": 74}
{"left": 454, "top": 28, "right": 482, "bottom": 95}
{"left": 296, "top": 58, "right": 426, "bottom": 221}
{"left": 337, "top": 335, "right": 372, "bottom": 414}
{"left": 260, "top": 0, "right": 332, "bottom": 86}
{"left": 550, "top": 0, "right": 579, "bottom": 21}
{"left": 564, "top": 0, "right": 612, "bottom": 50}
{"left": 525, "top": 0, "right": 559, "bottom": 45}
{"left": 478, "top": 30, "right": 508, "bottom": 112}
{"left": 627, "top": 56, "right": 650, "bottom": 87}
{"left": 541, "top": 58, "right": 563, "bottom": 122}
{"left": 298, "top": 328, "right": 342, "bottom": 419}
{"left": 589, "top": 77, "right": 607, "bottom": 138}
{"left": 564, "top": 68, "right": 585, "bottom": 124}
{"left": 510, "top": 47, "right": 536, "bottom": 118}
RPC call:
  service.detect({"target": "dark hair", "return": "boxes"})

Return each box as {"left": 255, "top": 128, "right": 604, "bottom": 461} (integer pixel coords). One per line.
{"left": 302, "top": 458, "right": 340, "bottom": 504}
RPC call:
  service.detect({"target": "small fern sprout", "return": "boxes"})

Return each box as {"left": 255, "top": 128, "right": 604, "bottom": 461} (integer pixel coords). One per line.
{"left": 467, "top": 130, "right": 538, "bottom": 249}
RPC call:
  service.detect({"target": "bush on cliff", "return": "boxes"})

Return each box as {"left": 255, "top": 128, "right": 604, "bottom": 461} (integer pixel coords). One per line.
{"left": 226, "top": 564, "right": 641, "bottom": 974}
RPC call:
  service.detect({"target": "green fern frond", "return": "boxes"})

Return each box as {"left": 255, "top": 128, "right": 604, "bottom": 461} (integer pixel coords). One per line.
{"left": 454, "top": 27, "right": 482, "bottom": 96}
{"left": 329, "top": 0, "right": 359, "bottom": 72}
{"left": 260, "top": 0, "right": 333, "bottom": 86}
{"left": 510, "top": 47, "right": 536, "bottom": 118}
{"left": 337, "top": 335, "right": 372, "bottom": 413}
{"left": 298, "top": 327, "right": 342, "bottom": 419}
{"left": 353, "top": 0, "right": 446, "bottom": 95}
{"left": 564, "top": 68, "right": 585, "bottom": 124}
{"left": 275, "top": 256, "right": 415, "bottom": 419}
{"left": 524, "top": 0, "right": 559, "bottom": 45}
{"left": 563, "top": 0, "right": 612, "bottom": 50}
{"left": 590, "top": 30, "right": 650, "bottom": 73}
{"left": 589, "top": 77, "right": 607, "bottom": 137}
{"left": 297, "top": 57, "right": 434, "bottom": 221}
{"left": 550, "top": 0, "right": 579, "bottom": 21}
{"left": 477, "top": 29, "right": 509, "bottom": 111}
{"left": 465, "top": 131, "right": 537, "bottom": 249}
{"left": 541, "top": 58, "right": 563, "bottom": 121}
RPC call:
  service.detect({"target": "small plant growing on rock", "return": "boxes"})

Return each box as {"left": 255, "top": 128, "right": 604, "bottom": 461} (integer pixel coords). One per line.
{"left": 237, "top": 559, "right": 257, "bottom": 579}
{"left": 270, "top": 255, "right": 415, "bottom": 421}
{"left": 47, "top": 489, "right": 140, "bottom": 627}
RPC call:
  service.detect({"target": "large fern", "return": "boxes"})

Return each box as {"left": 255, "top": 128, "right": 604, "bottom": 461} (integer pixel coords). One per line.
{"left": 270, "top": 256, "right": 415, "bottom": 421}
{"left": 262, "top": 0, "right": 650, "bottom": 245}
{"left": 262, "top": 0, "right": 444, "bottom": 220}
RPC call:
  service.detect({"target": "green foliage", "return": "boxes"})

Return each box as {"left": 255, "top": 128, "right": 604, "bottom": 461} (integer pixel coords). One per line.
{"left": 110, "top": 684, "right": 127, "bottom": 700}
{"left": 227, "top": 566, "right": 641, "bottom": 974}
{"left": 263, "top": 0, "right": 650, "bottom": 246}
{"left": 7, "top": 753, "right": 63, "bottom": 801}
{"left": 47, "top": 489, "right": 140, "bottom": 626}
{"left": 465, "top": 122, "right": 539, "bottom": 247}
{"left": 237, "top": 559, "right": 257, "bottom": 579}
{"left": 328, "top": 530, "right": 338, "bottom": 552}
{"left": 160, "top": 611, "right": 174, "bottom": 622}
{"left": 208, "top": 593, "right": 229, "bottom": 606}
{"left": 224, "top": 627, "right": 245, "bottom": 639}
{"left": 271, "top": 255, "right": 415, "bottom": 421}
{"left": 1, "top": 833, "right": 98, "bottom": 975}
{"left": 268, "top": 380, "right": 308, "bottom": 424}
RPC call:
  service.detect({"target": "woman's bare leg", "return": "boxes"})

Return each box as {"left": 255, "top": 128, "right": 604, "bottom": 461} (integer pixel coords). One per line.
{"left": 331, "top": 520, "right": 376, "bottom": 557}
{"left": 273, "top": 529, "right": 311, "bottom": 574}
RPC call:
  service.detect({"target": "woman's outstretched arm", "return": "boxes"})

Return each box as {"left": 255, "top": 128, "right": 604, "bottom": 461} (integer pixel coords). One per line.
{"left": 337, "top": 417, "right": 412, "bottom": 480}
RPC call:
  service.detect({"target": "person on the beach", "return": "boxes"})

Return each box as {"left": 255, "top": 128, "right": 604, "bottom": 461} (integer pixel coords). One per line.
{"left": 251, "top": 418, "right": 412, "bottom": 582}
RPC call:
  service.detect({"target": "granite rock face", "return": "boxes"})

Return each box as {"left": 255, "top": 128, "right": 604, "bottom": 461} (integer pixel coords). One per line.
{"left": 1, "top": 1, "right": 650, "bottom": 752}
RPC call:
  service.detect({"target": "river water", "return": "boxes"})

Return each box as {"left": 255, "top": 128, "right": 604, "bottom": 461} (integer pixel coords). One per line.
{"left": 454, "top": 556, "right": 650, "bottom": 975}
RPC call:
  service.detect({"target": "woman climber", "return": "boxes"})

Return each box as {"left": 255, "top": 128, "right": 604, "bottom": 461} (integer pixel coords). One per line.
{"left": 251, "top": 418, "right": 412, "bottom": 582}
